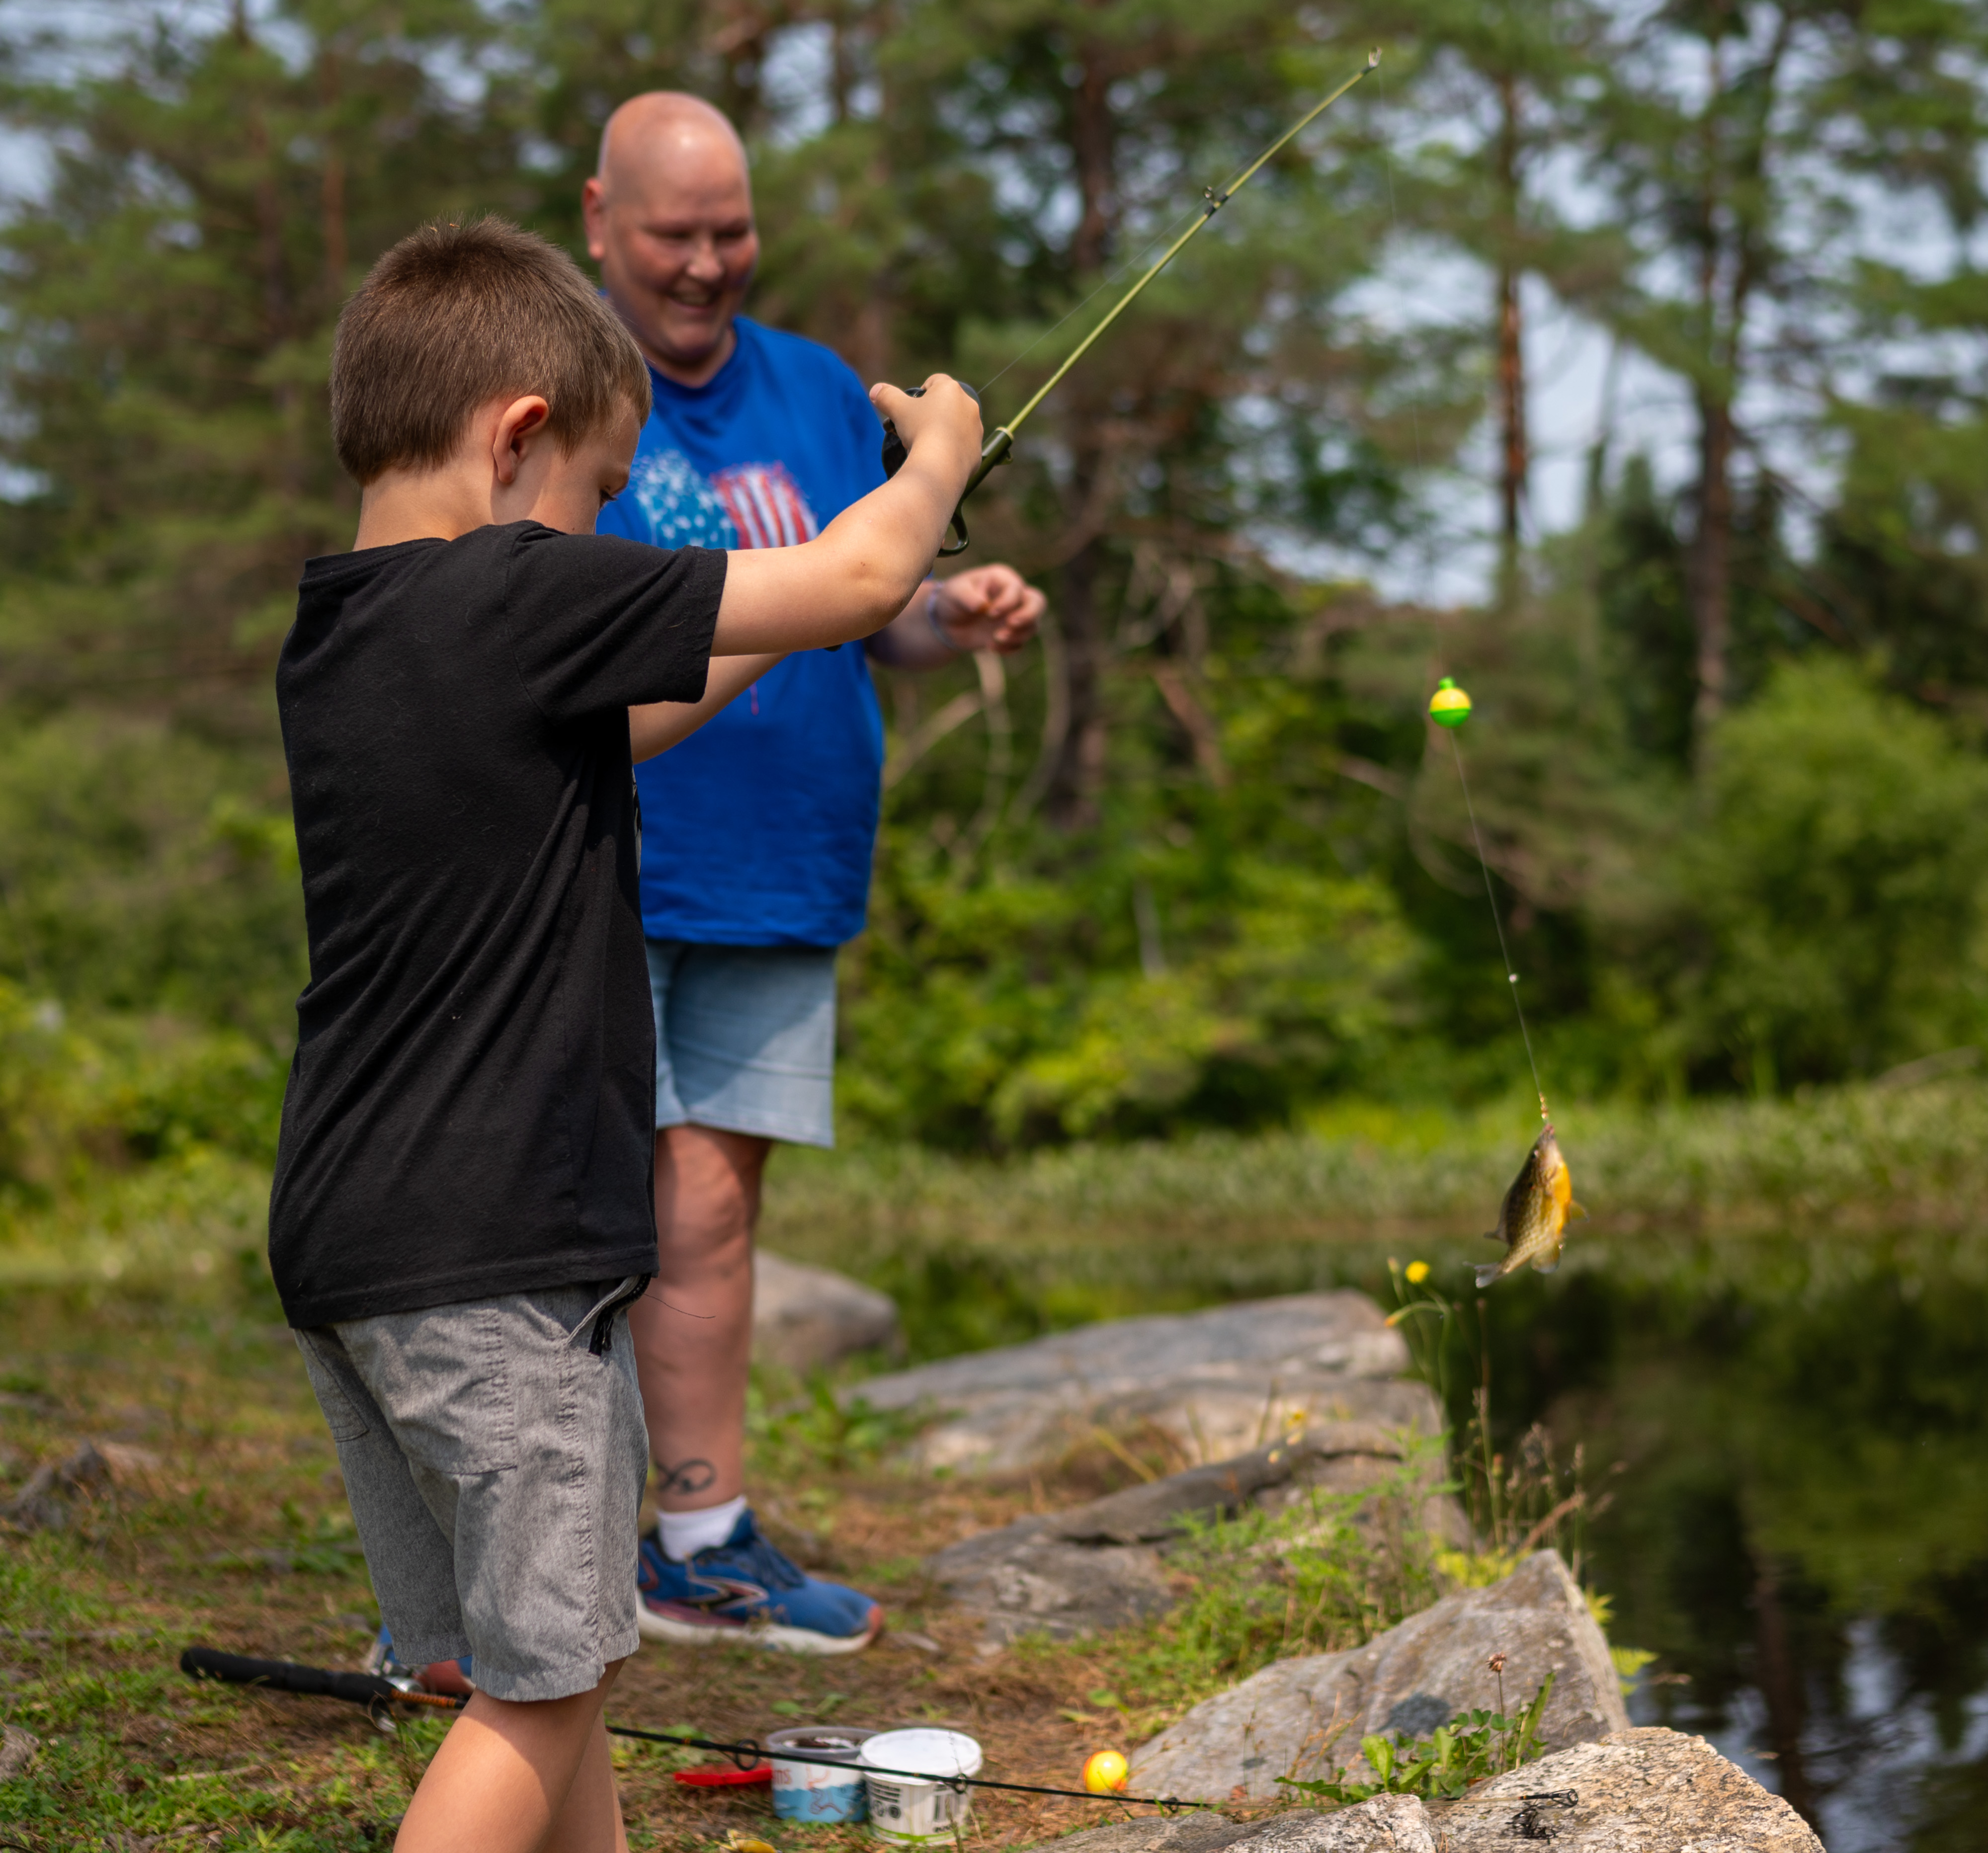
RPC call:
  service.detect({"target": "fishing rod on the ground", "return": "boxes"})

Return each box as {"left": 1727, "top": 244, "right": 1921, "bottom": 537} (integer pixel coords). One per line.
{"left": 176, "top": 1648, "right": 1196, "bottom": 1811}
{"left": 880, "top": 48, "right": 1384, "bottom": 555}
{"left": 178, "top": 1647, "right": 1581, "bottom": 1823}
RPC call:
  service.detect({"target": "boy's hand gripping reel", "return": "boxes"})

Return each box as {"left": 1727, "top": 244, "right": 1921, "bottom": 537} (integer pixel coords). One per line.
{"left": 878, "top": 383, "right": 1011, "bottom": 557}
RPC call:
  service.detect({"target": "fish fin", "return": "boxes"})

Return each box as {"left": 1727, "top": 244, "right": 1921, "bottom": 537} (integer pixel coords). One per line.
{"left": 1569, "top": 1202, "right": 1588, "bottom": 1221}
{"left": 1532, "top": 1256, "right": 1561, "bottom": 1275}
{"left": 1482, "top": 1230, "right": 1504, "bottom": 1243}
{"left": 1474, "top": 1263, "right": 1502, "bottom": 1289}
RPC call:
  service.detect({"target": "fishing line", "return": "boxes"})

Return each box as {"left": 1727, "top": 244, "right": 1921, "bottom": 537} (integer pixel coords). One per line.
{"left": 976, "top": 198, "right": 1210, "bottom": 397}
{"left": 896, "top": 52, "right": 1382, "bottom": 553}
{"left": 604, "top": 1721, "right": 1192, "bottom": 1808}
{"left": 1373, "top": 63, "right": 1547, "bottom": 1127}
{"left": 1447, "top": 730, "right": 1548, "bottom": 1125}
{"left": 177, "top": 1649, "right": 1580, "bottom": 1819}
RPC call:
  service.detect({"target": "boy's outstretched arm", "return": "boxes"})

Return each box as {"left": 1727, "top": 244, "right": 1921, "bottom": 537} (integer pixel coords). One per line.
{"left": 630, "top": 652, "right": 784, "bottom": 761}
{"left": 710, "top": 376, "right": 981, "bottom": 657}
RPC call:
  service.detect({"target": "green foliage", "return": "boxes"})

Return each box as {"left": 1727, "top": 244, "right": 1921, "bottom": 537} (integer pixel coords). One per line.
{"left": 0, "top": 712, "right": 305, "bottom": 1034}
{"left": 745, "top": 1375, "right": 923, "bottom": 1482}
{"left": 1677, "top": 660, "right": 1988, "bottom": 1091}
{"left": 1115, "top": 1449, "right": 1449, "bottom": 1702}
{"left": 1283, "top": 1673, "right": 1556, "bottom": 1805}
{"left": 0, "top": 0, "right": 1985, "bottom": 1184}
{"left": 846, "top": 843, "right": 1418, "bottom": 1147}
{"left": 0, "top": 977, "right": 284, "bottom": 1215}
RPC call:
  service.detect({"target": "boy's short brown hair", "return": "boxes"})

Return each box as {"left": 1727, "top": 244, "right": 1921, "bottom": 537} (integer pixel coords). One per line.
{"left": 331, "top": 216, "right": 651, "bottom": 485}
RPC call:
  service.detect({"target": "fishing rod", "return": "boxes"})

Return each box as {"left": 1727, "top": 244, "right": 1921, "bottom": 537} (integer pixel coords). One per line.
{"left": 178, "top": 1646, "right": 1581, "bottom": 1823}
{"left": 176, "top": 1648, "right": 1196, "bottom": 1811}
{"left": 882, "top": 48, "right": 1384, "bottom": 554}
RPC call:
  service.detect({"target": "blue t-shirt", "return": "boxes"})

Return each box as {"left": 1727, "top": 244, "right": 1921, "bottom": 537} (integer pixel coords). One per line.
{"left": 598, "top": 318, "right": 888, "bottom": 947}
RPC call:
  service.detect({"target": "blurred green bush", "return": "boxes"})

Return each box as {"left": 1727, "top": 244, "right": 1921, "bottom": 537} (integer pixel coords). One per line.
{"left": 1676, "top": 660, "right": 1988, "bottom": 1093}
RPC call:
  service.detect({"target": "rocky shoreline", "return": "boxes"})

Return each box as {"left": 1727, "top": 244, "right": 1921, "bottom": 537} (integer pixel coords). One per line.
{"left": 793, "top": 1280, "right": 1826, "bottom": 1853}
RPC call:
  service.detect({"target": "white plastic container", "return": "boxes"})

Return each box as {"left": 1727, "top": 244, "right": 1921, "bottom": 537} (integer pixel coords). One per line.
{"left": 768, "top": 1726, "right": 876, "bottom": 1823}
{"left": 858, "top": 1728, "right": 984, "bottom": 1845}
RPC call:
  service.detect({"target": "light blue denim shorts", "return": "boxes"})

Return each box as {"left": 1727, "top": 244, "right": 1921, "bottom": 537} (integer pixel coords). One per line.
{"left": 646, "top": 941, "right": 837, "bottom": 1148}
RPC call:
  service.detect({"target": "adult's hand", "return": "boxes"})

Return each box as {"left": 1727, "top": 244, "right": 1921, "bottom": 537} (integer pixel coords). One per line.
{"left": 932, "top": 564, "right": 1045, "bottom": 654}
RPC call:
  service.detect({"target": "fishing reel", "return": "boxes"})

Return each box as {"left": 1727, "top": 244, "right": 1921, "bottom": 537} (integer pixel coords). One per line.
{"left": 878, "top": 381, "right": 1000, "bottom": 556}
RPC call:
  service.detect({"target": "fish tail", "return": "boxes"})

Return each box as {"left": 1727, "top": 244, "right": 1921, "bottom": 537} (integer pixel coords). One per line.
{"left": 1474, "top": 1263, "right": 1502, "bottom": 1289}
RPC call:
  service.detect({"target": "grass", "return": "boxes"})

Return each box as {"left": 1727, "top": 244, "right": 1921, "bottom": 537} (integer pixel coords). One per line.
{"left": 11, "top": 1074, "right": 1988, "bottom": 1307}
{"left": 4, "top": 1075, "right": 1982, "bottom": 1844}
{"left": 0, "top": 1282, "right": 1477, "bottom": 1852}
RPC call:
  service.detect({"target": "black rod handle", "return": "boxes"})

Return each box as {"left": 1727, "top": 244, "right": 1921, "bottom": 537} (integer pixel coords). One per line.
{"left": 180, "top": 1645, "right": 402, "bottom": 1708}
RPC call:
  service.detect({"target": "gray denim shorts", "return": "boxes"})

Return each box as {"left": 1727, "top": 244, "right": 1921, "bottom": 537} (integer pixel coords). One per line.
{"left": 295, "top": 1278, "right": 650, "bottom": 1702}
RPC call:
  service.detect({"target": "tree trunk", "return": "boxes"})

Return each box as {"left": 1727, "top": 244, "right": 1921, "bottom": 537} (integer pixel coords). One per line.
{"left": 320, "top": 49, "right": 347, "bottom": 305}
{"left": 1689, "top": 391, "right": 1735, "bottom": 741}
{"left": 1068, "top": 46, "right": 1116, "bottom": 274}
{"left": 1045, "top": 33, "right": 1119, "bottom": 828}
{"left": 1688, "top": 33, "right": 1731, "bottom": 748}
{"left": 1494, "top": 74, "right": 1527, "bottom": 572}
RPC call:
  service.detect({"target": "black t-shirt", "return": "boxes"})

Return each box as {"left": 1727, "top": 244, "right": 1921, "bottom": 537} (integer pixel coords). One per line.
{"left": 269, "top": 521, "right": 727, "bottom": 1327}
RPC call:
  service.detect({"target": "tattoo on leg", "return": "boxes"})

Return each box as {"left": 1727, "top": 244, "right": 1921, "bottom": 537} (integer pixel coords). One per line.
{"left": 656, "top": 1457, "right": 717, "bottom": 1497}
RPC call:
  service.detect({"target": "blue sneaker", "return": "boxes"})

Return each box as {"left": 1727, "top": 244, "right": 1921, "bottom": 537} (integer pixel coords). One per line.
{"left": 366, "top": 1626, "right": 474, "bottom": 1697}
{"left": 636, "top": 1509, "right": 883, "bottom": 1656}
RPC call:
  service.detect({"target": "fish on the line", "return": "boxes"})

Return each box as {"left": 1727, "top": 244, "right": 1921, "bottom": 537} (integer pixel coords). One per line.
{"left": 1476, "top": 1123, "right": 1585, "bottom": 1289}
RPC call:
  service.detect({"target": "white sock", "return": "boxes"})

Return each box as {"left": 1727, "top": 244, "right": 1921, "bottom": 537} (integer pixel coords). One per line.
{"left": 658, "top": 1495, "right": 747, "bottom": 1562}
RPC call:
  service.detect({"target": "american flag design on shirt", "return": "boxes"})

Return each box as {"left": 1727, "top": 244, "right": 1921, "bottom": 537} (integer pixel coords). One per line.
{"left": 713, "top": 462, "right": 820, "bottom": 549}
{"left": 620, "top": 448, "right": 819, "bottom": 554}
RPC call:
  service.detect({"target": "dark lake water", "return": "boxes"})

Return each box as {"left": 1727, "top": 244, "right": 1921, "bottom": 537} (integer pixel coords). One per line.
{"left": 1483, "top": 1230, "right": 1988, "bottom": 1853}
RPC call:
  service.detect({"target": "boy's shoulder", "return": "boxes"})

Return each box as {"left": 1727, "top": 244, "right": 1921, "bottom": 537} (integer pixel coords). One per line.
{"left": 300, "top": 522, "right": 517, "bottom": 589}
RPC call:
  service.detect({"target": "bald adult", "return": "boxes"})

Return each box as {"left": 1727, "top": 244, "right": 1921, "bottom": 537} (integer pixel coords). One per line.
{"left": 585, "top": 95, "right": 756, "bottom": 389}
{"left": 582, "top": 90, "right": 1045, "bottom": 1658}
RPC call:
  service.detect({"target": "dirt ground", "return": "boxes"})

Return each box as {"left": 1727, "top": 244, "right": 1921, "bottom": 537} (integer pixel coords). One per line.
{"left": 0, "top": 1287, "right": 1243, "bottom": 1851}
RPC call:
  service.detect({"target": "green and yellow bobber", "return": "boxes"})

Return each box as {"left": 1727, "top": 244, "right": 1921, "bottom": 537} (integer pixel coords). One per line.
{"left": 1428, "top": 676, "right": 1472, "bottom": 728}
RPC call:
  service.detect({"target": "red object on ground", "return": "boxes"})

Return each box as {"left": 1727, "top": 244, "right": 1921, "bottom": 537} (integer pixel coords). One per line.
{"left": 672, "top": 1763, "right": 773, "bottom": 1788}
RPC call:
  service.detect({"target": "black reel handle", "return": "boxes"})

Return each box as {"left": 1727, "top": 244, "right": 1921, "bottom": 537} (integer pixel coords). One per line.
{"left": 879, "top": 381, "right": 980, "bottom": 556}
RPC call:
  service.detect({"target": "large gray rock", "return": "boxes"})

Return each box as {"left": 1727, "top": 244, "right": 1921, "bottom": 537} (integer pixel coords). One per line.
{"left": 1048, "top": 1730, "right": 1821, "bottom": 1853}
{"left": 2, "top": 1441, "right": 112, "bottom": 1535}
{"left": 1222, "top": 1797, "right": 1433, "bottom": 1852}
{"left": 1031, "top": 1797, "right": 1432, "bottom": 1853}
{"left": 933, "top": 1425, "right": 1457, "bottom": 1643}
{"left": 1025, "top": 1818, "right": 1258, "bottom": 1853}
{"left": 1132, "top": 1552, "right": 1629, "bottom": 1802}
{"left": 851, "top": 1292, "right": 1431, "bottom": 1473}
{"left": 1433, "top": 1728, "right": 1822, "bottom": 1851}
{"left": 752, "top": 1250, "right": 901, "bottom": 1373}
{"left": 0, "top": 1724, "right": 39, "bottom": 1781}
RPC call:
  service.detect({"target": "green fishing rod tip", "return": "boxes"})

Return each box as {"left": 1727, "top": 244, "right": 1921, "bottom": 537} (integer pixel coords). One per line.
{"left": 1428, "top": 677, "right": 1472, "bottom": 727}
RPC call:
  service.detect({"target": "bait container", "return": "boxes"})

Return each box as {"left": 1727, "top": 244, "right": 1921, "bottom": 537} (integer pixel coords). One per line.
{"left": 859, "top": 1728, "right": 983, "bottom": 1844}
{"left": 767, "top": 1726, "right": 878, "bottom": 1822}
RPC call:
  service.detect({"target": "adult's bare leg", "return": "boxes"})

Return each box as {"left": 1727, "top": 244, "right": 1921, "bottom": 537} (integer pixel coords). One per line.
{"left": 627, "top": 1123, "right": 771, "bottom": 1511}
{"left": 394, "top": 1661, "right": 625, "bottom": 1853}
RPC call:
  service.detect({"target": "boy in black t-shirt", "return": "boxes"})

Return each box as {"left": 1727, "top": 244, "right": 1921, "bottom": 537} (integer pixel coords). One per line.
{"left": 273, "top": 217, "right": 979, "bottom": 1853}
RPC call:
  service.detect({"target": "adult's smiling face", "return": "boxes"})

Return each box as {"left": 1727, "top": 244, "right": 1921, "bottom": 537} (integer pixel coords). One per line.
{"left": 584, "top": 92, "right": 760, "bottom": 390}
